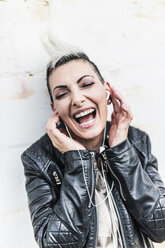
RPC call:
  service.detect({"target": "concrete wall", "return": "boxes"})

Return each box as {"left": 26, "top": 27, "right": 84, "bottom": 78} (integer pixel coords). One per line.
{"left": 0, "top": 0, "right": 165, "bottom": 247}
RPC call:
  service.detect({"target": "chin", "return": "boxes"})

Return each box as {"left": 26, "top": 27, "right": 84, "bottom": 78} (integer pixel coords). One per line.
{"left": 74, "top": 126, "right": 104, "bottom": 142}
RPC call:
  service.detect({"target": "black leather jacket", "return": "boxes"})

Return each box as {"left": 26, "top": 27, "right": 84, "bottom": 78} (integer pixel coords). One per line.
{"left": 21, "top": 124, "right": 165, "bottom": 248}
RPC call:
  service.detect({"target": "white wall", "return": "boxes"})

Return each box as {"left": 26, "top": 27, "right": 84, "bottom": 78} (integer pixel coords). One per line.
{"left": 0, "top": 0, "right": 165, "bottom": 247}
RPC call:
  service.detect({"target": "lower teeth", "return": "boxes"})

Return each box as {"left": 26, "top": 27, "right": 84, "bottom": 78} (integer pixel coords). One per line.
{"left": 80, "top": 119, "right": 94, "bottom": 126}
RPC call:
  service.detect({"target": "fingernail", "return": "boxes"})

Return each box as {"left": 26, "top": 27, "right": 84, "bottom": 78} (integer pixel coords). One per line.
{"left": 122, "top": 104, "right": 127, "bottom": 108}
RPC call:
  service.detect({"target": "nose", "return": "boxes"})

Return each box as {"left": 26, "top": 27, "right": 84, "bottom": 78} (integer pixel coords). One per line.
{"left": 71, "top": 91, "right": 85, "bottom": 107}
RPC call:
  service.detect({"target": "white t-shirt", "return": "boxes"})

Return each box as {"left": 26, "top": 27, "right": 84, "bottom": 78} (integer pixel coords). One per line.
{"left": 95, "top": 169, "right": 123, "bottom": 248}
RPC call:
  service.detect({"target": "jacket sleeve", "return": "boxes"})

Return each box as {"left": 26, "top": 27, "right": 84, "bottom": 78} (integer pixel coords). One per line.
{"left": 21, "top": 150, "right": 96, "bottom": 248}
{"left": 102, "top": 135, "right": 165, "bottom": 243}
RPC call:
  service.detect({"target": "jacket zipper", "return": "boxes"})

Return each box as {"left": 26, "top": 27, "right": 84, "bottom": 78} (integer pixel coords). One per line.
{"left": 102, "top": 152, "right": 126, "bottom": 201}
{"left": 88, "top": 151, "right": 97, "bottom": 208}
{"left": 110, "top": 188, "right": 127, "bottom": 248}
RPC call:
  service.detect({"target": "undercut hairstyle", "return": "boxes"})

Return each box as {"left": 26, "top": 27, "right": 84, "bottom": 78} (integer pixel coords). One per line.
{"left": 46, "top": 52, "right": 105, "bottom": 102}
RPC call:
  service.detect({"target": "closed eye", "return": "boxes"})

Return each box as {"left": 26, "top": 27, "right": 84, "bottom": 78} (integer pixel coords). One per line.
{"left": 55, "top": 92, "right": 68, "bottom": 99}
{"left": 81, "top": 82, "right": 95, "bottom": 88}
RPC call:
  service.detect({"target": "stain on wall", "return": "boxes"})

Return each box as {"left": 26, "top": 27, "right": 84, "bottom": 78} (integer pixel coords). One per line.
{"left": 25, "top": 0, "right": 51, "bottom": 23}
{"left": 12, "top": 83, "right": 35, "bottom": 99}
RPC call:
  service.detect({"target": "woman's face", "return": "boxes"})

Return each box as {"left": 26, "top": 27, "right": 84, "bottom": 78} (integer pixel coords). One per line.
{"left": 49, "top": 60, "right": 110, "bottom": 142}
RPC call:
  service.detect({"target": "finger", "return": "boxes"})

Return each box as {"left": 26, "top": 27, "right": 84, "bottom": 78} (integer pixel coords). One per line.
{"left": 46, "top": 112, "right": 60, "bottom": 129}
{"left": 111, "top": 96, "right": 120, "bottom": 113}
{"left": 47, "top": 124, "right": 68, "bottom": 148}
{"left": 111, "top": 86, "right": 128, "bottom": 107}
{"left": 111, "top": 87, "right": 133, "bottom": 118}
{"left": 121, "top": 103, "right": 133, "bottom": 120}
{"left": 111, "top": 112, "right": 117, "bottom": 124}
{"left": 46, "top": 113, "right": 70, "bottom": 143}
{"left": 46, "top": 115, "right": 60, "bottom": 138}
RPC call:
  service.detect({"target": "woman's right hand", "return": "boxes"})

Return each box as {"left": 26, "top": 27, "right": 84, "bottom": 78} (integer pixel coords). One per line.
{"left": 46, "top": 111, "right": 85, "bottom": 153}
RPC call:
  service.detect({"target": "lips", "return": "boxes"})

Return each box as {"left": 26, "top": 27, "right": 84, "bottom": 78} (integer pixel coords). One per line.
{"left": 73, "top": 108, "right": 96, "bottom": 126}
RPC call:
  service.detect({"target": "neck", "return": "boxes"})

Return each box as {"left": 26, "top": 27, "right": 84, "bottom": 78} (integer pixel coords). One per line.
{"left": 72, "top": 130, "right": 105, "bottom": 152}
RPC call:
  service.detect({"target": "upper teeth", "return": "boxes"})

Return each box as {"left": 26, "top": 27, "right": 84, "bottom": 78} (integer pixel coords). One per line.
{"left": 75, "top": 109, "right": 95, "bottom": 118}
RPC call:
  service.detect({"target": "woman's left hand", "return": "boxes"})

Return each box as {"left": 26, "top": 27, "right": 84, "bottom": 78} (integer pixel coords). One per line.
{"left": 108, "top": 87, "right": 133, "bottom": 148}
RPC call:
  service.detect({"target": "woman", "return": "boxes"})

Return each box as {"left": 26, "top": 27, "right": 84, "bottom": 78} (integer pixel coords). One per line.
{"left": 21, "top": 52, "right": 165, "bottom": 248}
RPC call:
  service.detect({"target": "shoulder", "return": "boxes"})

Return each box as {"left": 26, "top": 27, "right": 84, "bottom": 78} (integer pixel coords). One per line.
{"left": 128, "top": 125, "right": 149, "bottom": 144}
{"left": 21, "top": 134, "right": 54, "bottom": 170}
{"left": 128, "top": 125, "right": 152, "bottom": 158}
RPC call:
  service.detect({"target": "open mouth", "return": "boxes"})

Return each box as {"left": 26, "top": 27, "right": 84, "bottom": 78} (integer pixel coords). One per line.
{"left": 73, "top": 108, "right": 96, "bottom": 127}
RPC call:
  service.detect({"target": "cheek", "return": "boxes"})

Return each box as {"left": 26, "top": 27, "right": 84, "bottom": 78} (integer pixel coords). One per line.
{"left": 55, "top": 101, "right": 69, "bottom": 119}
{"left": 89, "top": 88, "right": 106, "bottom": 103}
{"left": 95, "top": 92, "right": 107, "bottom": 109}
{"left": 92, "top": 86, "right": 106, "bottom": 101}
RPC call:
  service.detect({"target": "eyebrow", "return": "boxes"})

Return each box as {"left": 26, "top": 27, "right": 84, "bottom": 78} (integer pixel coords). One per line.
{"left": 53, "top": 75, "right": 94, "bottom": 93}
{"left": 77, "top": 75, "right": 94, "bottom": 83}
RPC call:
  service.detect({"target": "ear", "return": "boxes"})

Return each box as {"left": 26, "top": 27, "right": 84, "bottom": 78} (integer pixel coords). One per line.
{"left": 104, "top": 82, "right": 112, "bottom": 105}
{"left": 50, "top": 102, "right": 56, "bottom": 112}
{"left": 104, "top": 81, "right": 112, "bottom": 93}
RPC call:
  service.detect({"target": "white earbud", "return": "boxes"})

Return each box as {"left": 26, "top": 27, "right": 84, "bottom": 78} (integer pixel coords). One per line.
{"left": 106, "top": 90, "right": 111, "bottom": 101}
